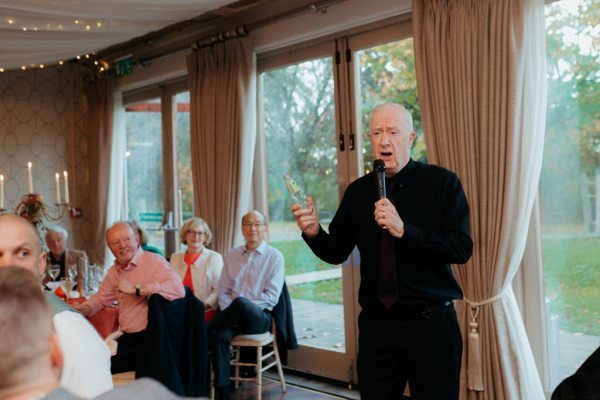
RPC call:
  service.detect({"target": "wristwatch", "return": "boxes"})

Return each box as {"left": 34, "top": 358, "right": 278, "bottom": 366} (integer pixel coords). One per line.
{"left": 135, "top": 284, "right": 142, "bottom": 296}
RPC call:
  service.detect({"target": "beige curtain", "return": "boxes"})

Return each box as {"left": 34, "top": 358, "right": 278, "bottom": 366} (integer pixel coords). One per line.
{"left": 83, "top": 78, "right": 115, "bottom": 265}
{"left": 413, "top": 0, "right": 547, "bottom": 399}
{"left": 186, "top": 37, "right": 257, "bottom": 254}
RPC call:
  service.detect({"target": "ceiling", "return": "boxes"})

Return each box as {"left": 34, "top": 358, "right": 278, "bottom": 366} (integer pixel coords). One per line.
{"left": 0, "top": 0, "right": 268, "bottom": 72}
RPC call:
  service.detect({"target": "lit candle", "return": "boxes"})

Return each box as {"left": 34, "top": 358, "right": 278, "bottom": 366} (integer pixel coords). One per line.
{"left": 27, "top": 162, "right": 33, "bottom": 193}
{"left": 55, "top": 173, "right": 61, "bottom": 204}
{"left": 0, "top": 174, "right": 4, "bottom": 209}
{"left": 63, "top": 171, "right": 70, "bottom": 205}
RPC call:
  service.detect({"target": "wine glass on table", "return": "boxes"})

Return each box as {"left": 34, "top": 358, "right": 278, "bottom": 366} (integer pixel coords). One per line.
{"left": 60, "top": 277, "right": 75, "bottom": 300}
{"left": 48, "top": 264, "right": 60, "bottom": 283}
{"left": 67, "top": 264, "right": 78, "bottom": 280}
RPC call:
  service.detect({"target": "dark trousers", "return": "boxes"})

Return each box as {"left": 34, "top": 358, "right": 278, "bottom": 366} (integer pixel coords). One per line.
{"left": 110, "top": 331, "right": 146, "bottom": 374}
{"left": 207, "top": 297, "right": 272, "bottom": 388}
{"left": 357, "top": 304, "right": 462, "bottom": 400}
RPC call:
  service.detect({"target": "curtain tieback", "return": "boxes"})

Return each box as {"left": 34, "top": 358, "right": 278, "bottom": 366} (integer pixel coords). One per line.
{"left": 462, "top": 289, "right": 509, "bottom": 392}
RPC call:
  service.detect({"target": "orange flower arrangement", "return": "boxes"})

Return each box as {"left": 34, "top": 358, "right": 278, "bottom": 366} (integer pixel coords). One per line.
{"left": 15, "top": 193, "right": 47, "bottom": 232}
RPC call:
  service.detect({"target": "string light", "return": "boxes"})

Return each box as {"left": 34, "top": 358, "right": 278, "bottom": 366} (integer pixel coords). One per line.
{"left": 1, "top": 17, "right": 109, "bottom": 74}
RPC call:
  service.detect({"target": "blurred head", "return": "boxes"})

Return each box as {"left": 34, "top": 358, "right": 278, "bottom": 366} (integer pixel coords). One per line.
{"left": 241, "top": 211, "right": 267, "bottom": 250}
{"left": 106, "top": 222, "right": 139, "bottom": 266}
{"left": 0, "top": 266, "right": 62, "bottom": 393}
{"left": 369, "top": 103, "right": 416, "bottom": 177}
{"left": 45, "top": 225, "right": 68, "bottom": 258}
{"left": 128, "top": 220, "right": 148, "bottom": 246}
{"left": 179, "top": 217, "right": 212, "bottom": 248}
{"left": 0, "top": 214, "right": 46, "bottom": 276}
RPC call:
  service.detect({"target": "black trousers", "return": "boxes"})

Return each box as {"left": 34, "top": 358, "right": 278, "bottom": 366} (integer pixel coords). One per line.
{"left": 207, "top": 297, "right": 272, "bottom": 388}
{"left": 357, "top": 304, "right": 462, "bottom": 400}
{"left": 110, "top": 330, "right": 147, "bottom": 374}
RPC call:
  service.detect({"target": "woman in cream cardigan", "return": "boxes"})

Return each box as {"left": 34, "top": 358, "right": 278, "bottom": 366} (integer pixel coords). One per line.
{"left": 170, "top": 217, "right": 223, "bottom": 319}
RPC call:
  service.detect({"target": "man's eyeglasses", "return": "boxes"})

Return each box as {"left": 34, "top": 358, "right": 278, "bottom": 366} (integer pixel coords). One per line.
{"left": 242, "top": 222, "right": 265, "bottom": 228}
{"left": 187, "top": 230, "right": 205, "bottom": 237}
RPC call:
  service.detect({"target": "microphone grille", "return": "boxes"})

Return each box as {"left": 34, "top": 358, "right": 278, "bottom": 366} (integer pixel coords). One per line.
{"left": 373, "top": 159, "right": 386, "bottom": 172}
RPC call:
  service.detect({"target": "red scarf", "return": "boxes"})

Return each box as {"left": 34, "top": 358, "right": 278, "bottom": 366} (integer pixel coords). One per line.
{"left": 183, "top": 252, "right": 200, "bottom": 293}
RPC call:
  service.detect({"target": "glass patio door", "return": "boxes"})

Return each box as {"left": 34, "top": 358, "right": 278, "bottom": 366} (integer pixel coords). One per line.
{"left": 258, "top": 21, "right": 416, "bottom": 383}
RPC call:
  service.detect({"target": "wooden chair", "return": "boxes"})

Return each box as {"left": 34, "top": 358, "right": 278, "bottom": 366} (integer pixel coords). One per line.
{"left": 229, "top": 320, "right": 286, "bottom": 400}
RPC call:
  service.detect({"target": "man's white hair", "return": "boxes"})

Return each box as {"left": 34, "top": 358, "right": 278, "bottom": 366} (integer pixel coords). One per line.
{"left": 45, "top": 225, "right": 68, "bottom": 241}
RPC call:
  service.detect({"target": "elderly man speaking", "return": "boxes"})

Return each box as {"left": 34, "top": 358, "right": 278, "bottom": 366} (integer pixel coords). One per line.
{"left": 74, "top": 221, "right": 185, "bottom": 373}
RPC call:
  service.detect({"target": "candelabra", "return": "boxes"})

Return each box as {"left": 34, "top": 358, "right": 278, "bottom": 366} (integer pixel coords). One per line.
{"left": 16, "top": 193, "right": 74, "bottom": 219}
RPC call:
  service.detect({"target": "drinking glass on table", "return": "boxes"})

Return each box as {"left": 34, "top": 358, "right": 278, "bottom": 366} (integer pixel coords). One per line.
{"left": 60, "top": 277, "right": 75, "bottom": 300}
{"left": 48, "top": 264, "right": 60, "bottom": 282}
{"left": 67, "top": 264, "right": 78, "bottom": 280}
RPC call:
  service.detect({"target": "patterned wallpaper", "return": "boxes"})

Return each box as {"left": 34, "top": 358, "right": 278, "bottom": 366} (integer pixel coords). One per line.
{"left": 0, "top": 64, "right": 102, "bottom": 262}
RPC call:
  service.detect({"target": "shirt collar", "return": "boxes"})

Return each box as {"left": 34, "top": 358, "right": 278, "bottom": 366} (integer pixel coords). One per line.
{"left": 119, "top": 247, "right": 143, "bottom": 270}
{"left": 243, "top": 240, "right": 267, "bottom": 255}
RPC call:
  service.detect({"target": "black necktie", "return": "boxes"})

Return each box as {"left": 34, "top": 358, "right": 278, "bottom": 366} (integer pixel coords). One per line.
{"left": 377, "top": 182, "right": 399, "bottom": 309}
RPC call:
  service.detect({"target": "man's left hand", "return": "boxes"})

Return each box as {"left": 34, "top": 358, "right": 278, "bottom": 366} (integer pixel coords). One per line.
{"left": 374, "top": 198, "right": 405, "bottom": 239}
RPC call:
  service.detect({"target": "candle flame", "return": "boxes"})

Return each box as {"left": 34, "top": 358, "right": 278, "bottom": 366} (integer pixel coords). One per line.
{"left": 55, "top": 173, "right": 60, "bottom": 179}
{"left": 63, "top": 171, "right": 68, "bottom": 177}
{"left": 28, "top": 162, "right": 32, "bottom": 168}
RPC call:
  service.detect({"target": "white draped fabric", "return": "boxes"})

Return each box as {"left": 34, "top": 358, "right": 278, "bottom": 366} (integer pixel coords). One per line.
{"left": 0, "top": 0, "right": 233, "bottom": 70}
{"left": 412, "top": 0, "right": 547, "bottom": 398}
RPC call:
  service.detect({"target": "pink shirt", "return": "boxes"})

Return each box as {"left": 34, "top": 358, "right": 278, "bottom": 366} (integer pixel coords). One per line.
{"left": 85, "top": 248, "right": 184, "bottom": 333}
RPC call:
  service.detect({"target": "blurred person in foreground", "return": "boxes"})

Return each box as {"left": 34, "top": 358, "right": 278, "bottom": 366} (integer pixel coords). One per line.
{"left": 129, "top": 219, "right": 163, "bottom": 256}
{"left": 0, "top": 214, "right": 112, "bottom": 398}
{"left": 0, "top": 266, "right": 205, "bottom": 400}
{"left": 292, "top": 103, "right": 472, "bottom": 400}
{"left": 44, "top": 225, "right": 88, "bottom": 281}
{"left": 170, "top": 217, "right": 223, "bottom": 320}
{"left": 208, "top": 211, "right": 284, "bottom": 400}
{"left": 73, "top": 221, "right": 185, "bottom": 373}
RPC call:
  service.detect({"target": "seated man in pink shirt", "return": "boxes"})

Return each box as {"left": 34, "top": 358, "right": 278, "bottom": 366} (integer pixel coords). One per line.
{"left": 74, "top": 221, "right": 185, "bottom": 373}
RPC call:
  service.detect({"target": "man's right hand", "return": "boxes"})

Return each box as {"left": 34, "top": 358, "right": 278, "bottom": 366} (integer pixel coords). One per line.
{"left": 291, "top": 196, "right": 320, "bottom": 239}
{"left": 71, "top": 302, "right": 93, "bottom": 317}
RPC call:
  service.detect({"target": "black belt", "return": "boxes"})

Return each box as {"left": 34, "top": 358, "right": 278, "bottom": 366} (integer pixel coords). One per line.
{"left": 369, "top": 300, "right": 454, "bottom": 320}
{"left": 420, "top": 299, "right": 453, "bottom": 314}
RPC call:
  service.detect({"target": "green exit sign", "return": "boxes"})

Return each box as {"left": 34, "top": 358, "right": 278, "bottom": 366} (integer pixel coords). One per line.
{"left": 139, "top": 212, "right": 163, "bottom": 223}
{"left": 115, "top": 57, "right": 134, "bottom": 76}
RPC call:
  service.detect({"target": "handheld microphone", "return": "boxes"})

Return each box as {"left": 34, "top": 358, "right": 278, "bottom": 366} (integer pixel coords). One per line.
{"left": 373, "top": 159, "right": 386, "bottom": 200}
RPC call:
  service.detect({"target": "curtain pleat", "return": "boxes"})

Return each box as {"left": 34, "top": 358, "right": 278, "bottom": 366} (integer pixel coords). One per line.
{"left": 83, "top": 78, "right": 114, "bottom": 265}
{"left": 186, "top": 38, "right": 256, "bottom": 254}
{"left": 413, "top": 0, "right": 546, "bottom": 398}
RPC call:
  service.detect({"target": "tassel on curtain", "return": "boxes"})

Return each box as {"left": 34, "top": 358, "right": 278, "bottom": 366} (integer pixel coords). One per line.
{"left": 463, "top": 289, "right": 508, "bottom": 392}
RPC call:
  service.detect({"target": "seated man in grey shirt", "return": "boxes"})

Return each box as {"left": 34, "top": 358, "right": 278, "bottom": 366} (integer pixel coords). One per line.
{"left": 208, "top": 210, "right": 284, "bottom": 400}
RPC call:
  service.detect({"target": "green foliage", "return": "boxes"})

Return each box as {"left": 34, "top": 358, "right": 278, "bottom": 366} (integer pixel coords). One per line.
{"left": 288, "top": 279, "right": 343, "bottom": 305}
{"left": 541, "top": 0, "right": 600, "bottom": 225}
{"left": 263, "top": 59, "right": 339, "bottom": 222}
{"left": 271, "top": 239, "right": 332, "bottom": 275}
{"left": 125, "top": 106, "right": 165, "bottom": 224}
{"left": 543, "top": 237, "right": 600, "bottom": 335}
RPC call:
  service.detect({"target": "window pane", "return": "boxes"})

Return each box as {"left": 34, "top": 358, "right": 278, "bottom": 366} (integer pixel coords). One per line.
{"left": 175, "top": 91, "right": 194, "bottom": 221}
{"left": 356, "top": 38, "right": 426, "bottom": 174}
{"left": 262, "top": 57, "right": 346, "bottom": 351}
{"left": 125, "top": 98, "right": 165, "bottom": 252}
{"left": 541, "top": 0, "right": 600, "bottom": 387}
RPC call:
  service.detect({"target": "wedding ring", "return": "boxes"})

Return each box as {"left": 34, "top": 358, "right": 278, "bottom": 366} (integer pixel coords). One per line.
{"left": 381, "top": 212, "right": 386, "bottom": 219}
